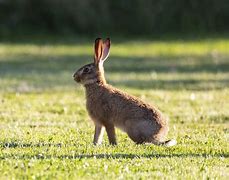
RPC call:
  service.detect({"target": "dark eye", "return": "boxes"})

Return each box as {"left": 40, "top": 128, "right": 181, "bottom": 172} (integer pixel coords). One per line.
{"left": 83, "top": 67, "right": 90, "bottom": 73}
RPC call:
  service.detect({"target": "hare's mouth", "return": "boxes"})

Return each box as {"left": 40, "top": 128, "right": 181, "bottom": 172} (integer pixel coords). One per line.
{"left": 74, "top": 77, "right": 81, "bottom": 83}
{"left": 73, "top": 74, "right": 81, "bottom": 83}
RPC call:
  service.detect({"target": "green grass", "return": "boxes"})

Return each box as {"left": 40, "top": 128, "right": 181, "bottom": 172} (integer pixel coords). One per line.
{"left": 0, "top": 37, "right": 228, "bottom": 179}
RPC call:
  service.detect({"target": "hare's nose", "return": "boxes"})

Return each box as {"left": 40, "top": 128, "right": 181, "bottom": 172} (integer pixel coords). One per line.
{"left": 73, "top": 73, "right": 81, "bottom": 82}
{"left": 72, "top": 72, "right": 78, "bottom": 78}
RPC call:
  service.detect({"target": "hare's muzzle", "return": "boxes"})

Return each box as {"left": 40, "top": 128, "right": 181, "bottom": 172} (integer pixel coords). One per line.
{"left": 73, "top": 73, "right": 81, "bottom": 83}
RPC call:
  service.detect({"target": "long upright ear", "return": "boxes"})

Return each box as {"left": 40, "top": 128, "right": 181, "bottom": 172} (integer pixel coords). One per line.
{"left": 101, "top": 38, "right": 111, "bottom": 62}
{"left": 94, "top": 38, "right": 103, "bottom": 65}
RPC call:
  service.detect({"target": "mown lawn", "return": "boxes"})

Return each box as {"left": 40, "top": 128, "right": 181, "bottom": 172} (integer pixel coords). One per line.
{"left": 0, "top": 37, "right": 228, "bottom": 179}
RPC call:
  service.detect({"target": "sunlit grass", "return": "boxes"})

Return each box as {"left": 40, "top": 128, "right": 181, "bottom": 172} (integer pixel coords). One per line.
{"left": 0, "top": 37, "right": 228, "bottom": 179}
{"left": 1, "top": 38, "right": 229, "bottom": 58}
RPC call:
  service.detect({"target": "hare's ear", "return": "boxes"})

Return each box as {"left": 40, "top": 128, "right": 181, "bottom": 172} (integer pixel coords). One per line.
{"left": 101, "top": 38, "right": 111, "bottom": 62}
{"left": 94, "top": 38, "right": 103, "bottom": 65}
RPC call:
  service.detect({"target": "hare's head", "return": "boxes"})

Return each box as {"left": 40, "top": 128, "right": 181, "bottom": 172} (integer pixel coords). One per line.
{"left": 73, "top": 38, "right": 110, "bottom": 85}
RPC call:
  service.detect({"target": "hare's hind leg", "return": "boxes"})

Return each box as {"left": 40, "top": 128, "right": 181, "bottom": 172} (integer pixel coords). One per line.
{"left": 93, "top": 125, "right": 105, "bottom": 145}
{"left": 127, "top": 131, "right": 145, "bottom": 144}
{"left": 126, "top": 120, "right": 154, "bottom": 144}
{"left": 126, "top": 127, "right": 147, "bottom": 144}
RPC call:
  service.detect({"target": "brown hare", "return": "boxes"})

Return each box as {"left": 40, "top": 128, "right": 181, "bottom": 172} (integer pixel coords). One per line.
{"left": 73, "top": 38, "right": 176, "bottom": 147}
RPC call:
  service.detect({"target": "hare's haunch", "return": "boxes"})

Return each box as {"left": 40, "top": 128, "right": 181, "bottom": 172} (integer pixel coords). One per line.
{"left": 73, "top": 38, "right": 176, "bottom": 147}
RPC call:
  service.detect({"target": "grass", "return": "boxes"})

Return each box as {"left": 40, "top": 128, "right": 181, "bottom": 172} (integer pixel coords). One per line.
{"left": 0, "top": 37, "right": 228, "bottom": 179}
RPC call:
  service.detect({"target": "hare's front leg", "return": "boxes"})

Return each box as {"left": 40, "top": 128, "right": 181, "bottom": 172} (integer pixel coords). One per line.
{"left": 105, "top": 124, "right": 117, "bottom": 145}
{"left": 93, "top": 125, "right": 105, "bottom": 145}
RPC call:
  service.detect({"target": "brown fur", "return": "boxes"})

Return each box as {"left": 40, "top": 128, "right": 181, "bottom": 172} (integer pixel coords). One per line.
{"left": 73, "top": 38, "right": 175, "bottom": 146}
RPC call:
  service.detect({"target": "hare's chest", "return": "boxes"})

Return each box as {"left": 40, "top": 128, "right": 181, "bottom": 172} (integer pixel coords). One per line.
{"left": 86, "top": 100, "right": 99, "bottom": 119}
{"left": 86, "top": 97, "right": 110, "bottom": 122}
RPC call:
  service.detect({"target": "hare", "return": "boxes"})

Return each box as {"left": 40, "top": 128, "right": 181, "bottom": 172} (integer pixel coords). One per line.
{"left": 73, "top": 38, "right": 176, "bottom": 147}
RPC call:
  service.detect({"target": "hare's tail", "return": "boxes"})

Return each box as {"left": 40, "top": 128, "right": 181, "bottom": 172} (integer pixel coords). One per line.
{"left": 156, "top": 139, "right": 177, "bottom": 147}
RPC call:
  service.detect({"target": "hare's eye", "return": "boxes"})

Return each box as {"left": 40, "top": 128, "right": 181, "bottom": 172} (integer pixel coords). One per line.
{"left": 83, "top": 67, "right": 90, "bottom": 73}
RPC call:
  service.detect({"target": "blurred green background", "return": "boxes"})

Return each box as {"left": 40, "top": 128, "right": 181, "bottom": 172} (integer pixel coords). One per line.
{"left": 0, "top": 0, "right": 229, "bottom": 37}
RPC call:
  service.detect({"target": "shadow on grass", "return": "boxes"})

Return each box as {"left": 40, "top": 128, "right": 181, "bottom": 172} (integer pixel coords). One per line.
{"left": 1, "top": 142, "right": 228, "bottom": 159}
{"left": 0, "top": 153, "right": 228, "bottom": 160}
{"left": 1, "top": 142, "right": 62, "bottom": 148}
{"left": 0, "top": 142, "right": 229, "bottom": 160}
{"left": 111, "top": 79, "right": 229, "bottom": 91}
{"left": 0, "top": 54, "right": 228, "bottom": 91}
{"left": 59, "top": 152, "right": 229, "bottom": 159}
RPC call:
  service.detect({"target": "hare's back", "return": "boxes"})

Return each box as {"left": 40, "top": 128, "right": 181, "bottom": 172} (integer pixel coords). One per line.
{"left": 106, "top": 86, "right": 165, "bottom": 122}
